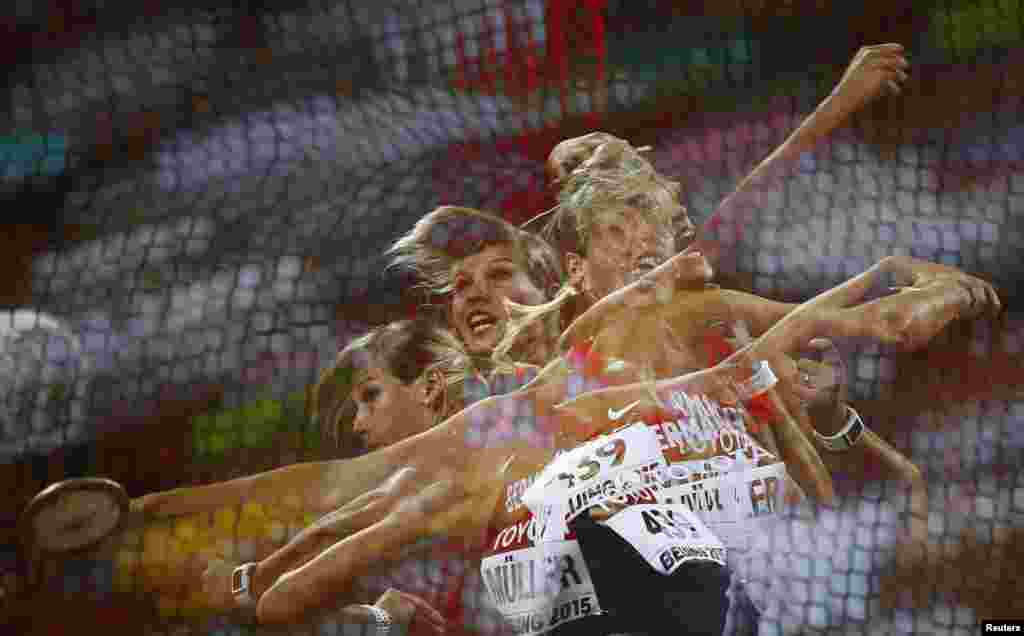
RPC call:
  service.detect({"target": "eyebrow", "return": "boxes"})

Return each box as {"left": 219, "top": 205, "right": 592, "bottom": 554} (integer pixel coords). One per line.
{"left": 487, "top": 257, "right": 518, "bottom": 267}
{"left": 454, "top": 256, "right": 518, "bottom": 277}
{"left": 351, "top": 370, "right": 375, "bottom": 391}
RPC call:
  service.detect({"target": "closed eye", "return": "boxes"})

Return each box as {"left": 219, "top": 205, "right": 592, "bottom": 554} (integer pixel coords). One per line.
{"left": 360, "top": 386, "right": 380, "bottom": 404}
{"left": 488, "top": 266, "right": 514, "bottom": 281}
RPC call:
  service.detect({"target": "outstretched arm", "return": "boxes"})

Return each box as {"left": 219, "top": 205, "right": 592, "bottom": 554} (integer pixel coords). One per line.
{"left": 131, "top": 444, "right": 418, "bottom": 522}
{"left": 706, "top": 44, "right": 908, "bottom": 240}
{"left": 556, "top": 254, "right": 998, "bottom": 502}
{"left": 131, "top": 461, "right": 339, "bottom": 519}
{"left": 92, "top": 254, "right": 997, "bottom": 622}
{"left": 254, "top": 267, "right": 985, "bottom": 622}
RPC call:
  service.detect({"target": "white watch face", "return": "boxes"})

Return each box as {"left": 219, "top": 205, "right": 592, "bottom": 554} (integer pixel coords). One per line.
{"left": 27, "top": 483, "right": 125, "bottom": 553}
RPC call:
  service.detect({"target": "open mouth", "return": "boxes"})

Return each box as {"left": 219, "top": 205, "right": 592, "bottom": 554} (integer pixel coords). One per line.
{"left": 628, "top": 256, "right": 663, "bottom": 282}
{"left": 466, "top": 310, "right": 500, "bottom": 337}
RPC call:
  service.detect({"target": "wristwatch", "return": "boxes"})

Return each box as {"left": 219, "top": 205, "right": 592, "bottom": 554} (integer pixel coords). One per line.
{"left": 231, "top": 562, "right": 259, "bottom": 608}
{"left": 813, "top": 405, "right": 866, "bottom": 452}
{"left": 360, "top": 604, "right": 394, "bottom": 634}
{"left": 736, "top": 360, "right": 779, "bottom": 401}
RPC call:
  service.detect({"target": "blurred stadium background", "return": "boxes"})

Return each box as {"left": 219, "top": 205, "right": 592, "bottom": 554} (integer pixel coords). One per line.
{"left": 2, "top": 0, "right": 1023, "bottom": 634}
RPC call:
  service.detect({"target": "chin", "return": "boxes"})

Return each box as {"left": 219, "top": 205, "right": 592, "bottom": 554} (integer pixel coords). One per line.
{"left": 466, "top": 330, "right": 504, "bottom": 356}
{"left": 466, "top": 333, "right": 491, "bottom": 350}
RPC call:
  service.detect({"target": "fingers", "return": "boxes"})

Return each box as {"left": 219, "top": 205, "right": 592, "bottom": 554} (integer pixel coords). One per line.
{"left": 859, "top": 43, "right": 907, "bottom": 61}
{"left": 392, "top": 590, "right": 448, "bottom": 634}
{"left": 986, "top": 283, "right": 1003, "bottom": 316}
{"left": 805, "top": 337, "right": 835, "bottom": 352}
{"left": 857, "top": 45, "right": 909, "bottom": 97}
{"left": 667, "top": 250, "right": 714, "bottom": 289}
{"left": 951, "top": 275, "right": 1002, "bottom": 319}
{"left": 548, "top": 132, "right": 622, "bottom": 181}
{"left": 798, "top": 343, "right": 843, "bottom": 381}
{"left": 863, "top": 43, "right": 905, "bottom": 54}
{"left": 971, "top": 278, "right": 1003, "bottom": 317}
{"left": 867, "top": 57, "right": 909, "bottom": 74}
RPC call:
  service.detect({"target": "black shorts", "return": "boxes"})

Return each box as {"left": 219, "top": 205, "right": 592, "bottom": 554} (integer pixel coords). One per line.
{"left": 550, "top": 512, "right": 735, "bottom": 636}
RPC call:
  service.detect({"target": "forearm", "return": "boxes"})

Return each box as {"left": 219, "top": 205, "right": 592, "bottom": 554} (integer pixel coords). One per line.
{"left": 257, "top": 509, "right": 430, "bottom": 625}
{"left": 708, "top": 255, "right": 982, "bottom": 352}
{"left": 250, "top": 524, "right": 335, "bottom": 601}
{"left": 710, "top": 289, "right": 796, "bottom": 337}
{"left": 132, "top": 461, "right": 338, "bottom": 519}
{"left": 710, "top": 93, "right": 851, "bottom": 232}
{"left": 750, "top": 93, "right": 850, "bottom": 183}
{"left": 133, "top": 443, "right": 415, "bottom": 524}
{"left": 248, "top": 478, "right": 416, "bottom": 600}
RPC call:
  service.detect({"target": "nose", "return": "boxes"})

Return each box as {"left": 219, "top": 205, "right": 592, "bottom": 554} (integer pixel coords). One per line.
{"left": 352, "top": 409, "right": 370, "bottom": 436}
{"left": 630, "top": 221, "right": 661, "bottom": 255}
{"left": 462, "top": 275, "right": 491, "bottom": 304}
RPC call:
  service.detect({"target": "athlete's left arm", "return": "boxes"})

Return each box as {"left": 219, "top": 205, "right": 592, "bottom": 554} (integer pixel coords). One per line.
{"left": 709, "top": 44, "right": 908, "bottom": 232}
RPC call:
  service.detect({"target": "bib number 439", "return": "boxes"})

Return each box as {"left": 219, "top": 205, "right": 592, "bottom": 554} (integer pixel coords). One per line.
{"left": 640, "top": 507, "right": 699, "bottom": 541}
{"left": 602, "top": 504, "right": 727, "bottom": 575}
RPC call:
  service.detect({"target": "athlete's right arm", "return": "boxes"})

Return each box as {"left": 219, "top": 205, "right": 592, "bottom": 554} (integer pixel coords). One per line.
{"left": 243, "top": 468, "right": 424, "bottom": 601}
{"left": 130, "top": 441, "right": 427, "bottom": 521}
{"left": 131, "top": 461, "right": 341, "bottom": 519}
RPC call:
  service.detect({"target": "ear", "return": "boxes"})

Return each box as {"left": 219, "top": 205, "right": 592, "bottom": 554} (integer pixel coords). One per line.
{"left": 422, "top": 368, "right": 448, "bottom": 417}
{"left": 564, "top": 252, "right": 586, "bottom": 288}
{"left": 445, "top": 297, "right": 456, "bottom": 327}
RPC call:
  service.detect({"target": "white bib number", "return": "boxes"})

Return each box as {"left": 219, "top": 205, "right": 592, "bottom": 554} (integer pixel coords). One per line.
{"left": 602, "top": 503, "right": 726, "bottom": 575}
{"left": 480, "top": 541, "right": 603, "bottom": 636}
{"left": 523, "top": 423, "right": 666, "bottom": 541}
{"left": 657, "top": 461, "right": 788, "bottom": 550}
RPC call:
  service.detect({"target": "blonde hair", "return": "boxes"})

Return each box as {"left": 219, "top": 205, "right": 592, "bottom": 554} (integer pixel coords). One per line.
{"left": 311, "top": 318, "right": 481, "bottom": 453}
{"left": 492, "top": 284, "right": 579, "bottom": 363}
{"left": 543, "top": 134, "right": 688, "bottom": 256}
{"left": 489, "top": 134, "right": 694, "bottom": 368}
{"left": 388, "top": 206, "right": 562, "bottom": 299}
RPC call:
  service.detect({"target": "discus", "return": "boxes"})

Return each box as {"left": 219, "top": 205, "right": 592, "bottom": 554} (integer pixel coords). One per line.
{"left": 20, "top": 478, "right": 129, "bottom": 555}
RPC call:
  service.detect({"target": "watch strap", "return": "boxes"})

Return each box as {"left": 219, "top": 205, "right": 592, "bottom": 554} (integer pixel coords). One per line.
{"left": 231, "top": 562, "right": 259, "bottom": 608}
{"left": 360, "top": 605, "right": 393, "bottom": 633}
{"left": 813, "top": 405, "right": 866, "bottom": 452}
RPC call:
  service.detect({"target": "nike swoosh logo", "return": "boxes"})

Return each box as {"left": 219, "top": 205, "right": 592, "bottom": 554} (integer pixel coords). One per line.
{"left": 608, "top": 400, "right": 642, "bottom": 421}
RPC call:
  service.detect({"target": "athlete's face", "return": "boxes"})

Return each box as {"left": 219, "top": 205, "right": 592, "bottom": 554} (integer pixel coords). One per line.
{"left": 350, "top": 366, "right": 438, "bottom": 450}
{"left": 449, "top": 243, "right": 547, "bottom": 357}
{"left": 569, "top": 189, "right": 699, "bottom": 305}
{"left": 570, "top": 212, "right": 673, "bottom": 304}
